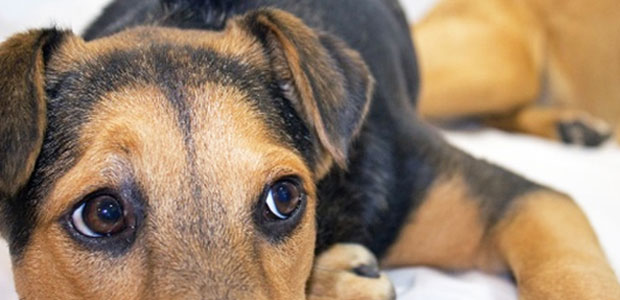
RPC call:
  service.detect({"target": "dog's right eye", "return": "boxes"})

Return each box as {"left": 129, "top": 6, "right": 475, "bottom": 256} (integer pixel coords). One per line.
{"left": 71, "top": 194, "right": 133, "bottom": 238}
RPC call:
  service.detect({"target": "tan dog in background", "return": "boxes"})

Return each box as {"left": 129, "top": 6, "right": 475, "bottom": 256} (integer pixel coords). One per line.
{"left": 414, "top": 0, "right": 620, "bottom": 146}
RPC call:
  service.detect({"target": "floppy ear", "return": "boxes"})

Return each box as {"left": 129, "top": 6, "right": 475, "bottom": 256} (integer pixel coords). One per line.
{"left": 0, "top": 29, "right": 66, "bottom": 230}
{"left": 241, "top": 9, "right": 375, "bottom": 168}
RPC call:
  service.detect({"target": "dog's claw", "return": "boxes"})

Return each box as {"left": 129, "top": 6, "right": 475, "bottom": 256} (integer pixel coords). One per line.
{"left": 353, "top": 264, "right": 381, "bottom": 279}
{"left": 557, "top": 115, "right": 612, "bottom": 146}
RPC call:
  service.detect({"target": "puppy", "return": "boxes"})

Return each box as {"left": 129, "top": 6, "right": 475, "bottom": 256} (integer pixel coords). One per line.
{"left": 414, "top": 0, "right": 620, "bottom": 146}
{"left": 0, "top": 0, "right": 618, "bottom": 299}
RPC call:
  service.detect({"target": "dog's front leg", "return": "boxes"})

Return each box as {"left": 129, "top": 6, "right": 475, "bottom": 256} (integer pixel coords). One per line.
{"left": 380, "top": 145, "right": 620, "bottom": 299}
{"left": 306, "top": 243, "right": 395, "bottom": 300}
{"left": 493, "top": 190, "right": 620, "bottom": 299}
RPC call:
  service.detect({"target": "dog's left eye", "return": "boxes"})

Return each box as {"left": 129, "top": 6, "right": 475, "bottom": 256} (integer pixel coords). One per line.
{"left": 254, "top": 177, "right": 307, "bottom": 241}
{"left": 71, "top": 195, "right": 130, "bottom": 238}
{"left": 264, "top": 179, "right": 304, "bottom": 220}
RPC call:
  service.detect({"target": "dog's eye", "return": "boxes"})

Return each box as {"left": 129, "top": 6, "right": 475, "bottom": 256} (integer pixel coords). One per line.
{"left": 71, "top": 195, "right": 129, "bottom": 238}
{"left": 264, "top": 179, "right": 303, "bottom": 220}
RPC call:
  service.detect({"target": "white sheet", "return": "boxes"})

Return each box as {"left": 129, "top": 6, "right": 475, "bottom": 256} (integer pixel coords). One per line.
{"left": 0, "top": 1, "right": 618, "bottom": 299}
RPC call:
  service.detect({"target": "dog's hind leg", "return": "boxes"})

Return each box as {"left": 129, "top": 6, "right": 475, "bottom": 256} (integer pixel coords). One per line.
{"left": 380, "top": 143, "right": 620, "bottom": 299}
{"left": 414, "top": 4, "right": 542, "bottom": 122}
{"left": 412, "top": 1, "right": 612, "bottom": 145}
{"left": 483, "top": 105, "right": 612, "bottom": 146}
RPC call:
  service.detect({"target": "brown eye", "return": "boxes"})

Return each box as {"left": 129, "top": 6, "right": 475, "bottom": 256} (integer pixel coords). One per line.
{"left": 265, "top": 179, "right": 303, "bottom": 220}
{"left": 71, "top": 195, "right": 129, "bottom": 237}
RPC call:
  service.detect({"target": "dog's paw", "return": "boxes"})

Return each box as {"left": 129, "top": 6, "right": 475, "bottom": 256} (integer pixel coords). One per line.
{"left": 557, "top": 114, "right": 612, "bottom": 146}
{"left": 307, "top": 243, "right": 395, "bottom": 300}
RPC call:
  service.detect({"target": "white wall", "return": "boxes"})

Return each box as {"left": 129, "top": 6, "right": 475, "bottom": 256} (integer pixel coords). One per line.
{"left": 0, "top": 0, "right": 438, "bottom": 41}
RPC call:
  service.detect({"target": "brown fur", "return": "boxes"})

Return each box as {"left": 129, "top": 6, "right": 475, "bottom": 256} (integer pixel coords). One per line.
{"left": 493, "top": 191, "right": 620, "bottom": 299}
{"left": 414, "top": 0, "right": 620, "bottom": 143}
{"left": 381, "top": 175, "right": 498, "bottom": 271}
{"left": 11, "top": 22, "right": 322, "bottom": 298}
{"left": 66, "top": 22, "right": 267, "bottom": 67}
{"left": 253, "top": 10, "right": 374, "bottom": 168}
{"left": 383, "top": 168, "right": 620, "bottom": 299}
{"left": 0, "top": 30, "right": 52, "bottom": 212}
{"left": 14, "top": 80, "right": 317, "bottom": 299}
{"left": 3, "top": 9, "right": 380, "bottom": 299}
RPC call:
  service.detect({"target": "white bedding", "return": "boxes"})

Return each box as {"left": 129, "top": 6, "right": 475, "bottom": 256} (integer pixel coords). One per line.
{"left": 0, "top": 1, "right": 618, "bottom": 299}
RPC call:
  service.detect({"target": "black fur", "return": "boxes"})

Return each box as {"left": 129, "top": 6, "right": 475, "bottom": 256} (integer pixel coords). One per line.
{"left": 4, "top": 0, "right": 543, "bottom": 261}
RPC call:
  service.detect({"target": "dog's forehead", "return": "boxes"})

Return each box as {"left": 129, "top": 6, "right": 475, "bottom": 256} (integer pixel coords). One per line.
{"left": 43, "top": 26, "right": 316, "bottom": 172}
{"left": 33, "top": 26, "right": 315, "bottom": 225}
{"left": 48, "top": 26, "right": 269, "bottom": 101}
{"left": 68, "top": 25, "right": 264, "bottom": 64}
{"left": 43, "top": 81, "right": 303, "bottom": 223}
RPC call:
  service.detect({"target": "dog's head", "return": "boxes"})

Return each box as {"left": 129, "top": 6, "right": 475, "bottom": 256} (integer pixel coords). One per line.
{"left": 0, "top": 9, "right": 373, "bottom": 299}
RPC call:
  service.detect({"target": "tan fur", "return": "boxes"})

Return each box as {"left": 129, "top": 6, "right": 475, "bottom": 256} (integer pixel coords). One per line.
{"left": 56, "top": 23, "right": 268, "bottom": 68}
{"left": 6, "top": 5, "right": 618, "bottom": 300}
{"left": 382, "top": 170, "right": 620, "bottom": 299}
{"left": 381, "top": 174, "right": 500, "bottom": 271}
{"left": 1, "top": 9, "right": 382, "bottom": 299}
{"left": 14, "top": 86, "right": 184, "bottom": 299}
{"left": 493, "top": 191, "right": 620, "bottom": 299}
{"left": 414, "top": 0, "right": 620, "bottom": 142}
{"left": 14, "top": 81, "right": 317, "bottom": 299}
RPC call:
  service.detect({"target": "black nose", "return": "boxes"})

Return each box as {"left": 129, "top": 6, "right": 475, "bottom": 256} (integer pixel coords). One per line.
{"left": 352, "top": 264, "right": 381, "bottom": 279}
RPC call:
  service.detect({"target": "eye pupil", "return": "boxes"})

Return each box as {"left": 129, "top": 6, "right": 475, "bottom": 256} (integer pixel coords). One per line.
{"left": 275, "top": 184, "right": 292, "bottom": 203}
{"left": 96, "top": 199, "right": 123, "bottom": 223}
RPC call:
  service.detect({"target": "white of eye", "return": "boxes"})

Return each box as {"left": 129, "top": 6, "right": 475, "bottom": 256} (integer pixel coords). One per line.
{"left": 71, "top": 203, "right": 103, "bottom": 238}
{"left": 279, "top": 82, "right": 292, "bottom": 92}
{"left": 265, "top": 191, "right": 287, "bottom": 220}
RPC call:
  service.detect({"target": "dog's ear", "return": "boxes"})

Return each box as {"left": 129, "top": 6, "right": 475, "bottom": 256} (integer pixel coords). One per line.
{"left": 0, "top": 29, "right": 67, "bottom": 218}
{"left": 241, "top": 9, "right": 375, "bottom": 168}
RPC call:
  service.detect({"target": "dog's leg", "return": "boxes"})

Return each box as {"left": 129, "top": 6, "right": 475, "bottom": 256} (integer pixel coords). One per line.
{"left": 483, "top": 106, "right": 612, "bottom": 146}
{"left": 413, "top": 4, "right": 612, "bottom": 146}
{"left": 494, "top": 191, "right": 620, "bottom": 299}
{"left": 414, "top": 10, "right": 541, "bottom": 121}
{"left": 381, "top": 147, "right": 620, "bottom": 299}
{"left": 307, "top": 244, "right": 395, "bottom": 300}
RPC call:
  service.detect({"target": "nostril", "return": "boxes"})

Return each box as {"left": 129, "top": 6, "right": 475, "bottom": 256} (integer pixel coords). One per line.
{"left": 352, "top": 264, "right": 381, "bottom": 279}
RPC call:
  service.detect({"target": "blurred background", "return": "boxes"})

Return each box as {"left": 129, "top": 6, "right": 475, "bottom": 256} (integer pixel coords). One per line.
{"left": 0, "top": 0, "right": 618, "bottom": 299}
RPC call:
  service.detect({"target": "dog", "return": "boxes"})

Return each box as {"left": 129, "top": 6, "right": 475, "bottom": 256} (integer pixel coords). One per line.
{"left": 0, "top": 0, "right": 619, "bottom": 299}
{"left": 414, "top": 0, "right": 620, "bottom": 146}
